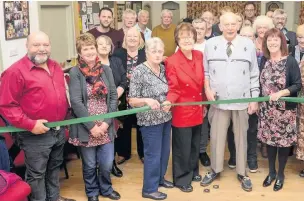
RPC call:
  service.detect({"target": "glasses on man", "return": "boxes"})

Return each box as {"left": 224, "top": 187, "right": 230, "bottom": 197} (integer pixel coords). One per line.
{"left": 274, "top": 17, "right": 286, "bottom": 21}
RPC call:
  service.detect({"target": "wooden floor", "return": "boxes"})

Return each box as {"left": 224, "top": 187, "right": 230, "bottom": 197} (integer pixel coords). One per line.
{"left": 60, "top": 130, "right": 304, "bottom": 201}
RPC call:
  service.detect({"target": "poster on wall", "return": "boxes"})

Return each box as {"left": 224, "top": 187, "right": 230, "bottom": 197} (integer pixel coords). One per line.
{"left": 3, "top": 1, "right": 30, "bottom": 40}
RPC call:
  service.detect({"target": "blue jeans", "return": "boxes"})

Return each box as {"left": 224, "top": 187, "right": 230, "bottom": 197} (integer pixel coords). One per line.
{"left": 79, "top": 142, "right": 114, "bottom": 197}
{"left": 0, "top": 138, "right": 10, "bottom": 171}
{"left": 140, "top": 121, "right": 172, "bottom": 193}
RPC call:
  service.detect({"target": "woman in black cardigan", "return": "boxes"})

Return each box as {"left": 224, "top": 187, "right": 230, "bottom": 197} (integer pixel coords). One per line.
{"left": 112, "top": 27, "right": 146, "bottom": 165}
{"left": 258, "top": 28, "right": 301, "bottom": 192}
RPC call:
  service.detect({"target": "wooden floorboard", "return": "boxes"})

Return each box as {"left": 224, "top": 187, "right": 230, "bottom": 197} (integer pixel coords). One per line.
{"left": 60, "top": 130, "right": 304, "bottom": 201}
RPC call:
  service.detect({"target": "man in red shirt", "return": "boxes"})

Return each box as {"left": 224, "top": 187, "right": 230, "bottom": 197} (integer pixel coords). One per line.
{"left": 0, "top": 31, "right": 75, "bottom": 201}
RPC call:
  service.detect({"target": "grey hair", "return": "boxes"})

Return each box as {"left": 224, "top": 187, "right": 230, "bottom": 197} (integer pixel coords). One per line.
{"left": 161, "top": 9, "right": 173, "bottom": 17}
{"left": 192, "top": 18, "right": 207, "bottom": 25}
{"left": 123, "top": 8, "right": 136, "bottom": 18}
{"left": 273, "top": 9, "right": 287, "bottom": 18}
{"left": 138, "top": 10, "right": 149, "bottom": 18}
{"left": 252, "top": 15, "right": 274, "bottom": 34}
{"left": 145, "top": 37, "right": 164, "bottom": 53}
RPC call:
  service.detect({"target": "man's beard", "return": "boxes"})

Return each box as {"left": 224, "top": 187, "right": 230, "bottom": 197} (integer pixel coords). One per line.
{"left": 28, "top": 54, "right": 49, "bottom": 65}
{"left": 101, "top": 22, "right": 111, "bottom": 29}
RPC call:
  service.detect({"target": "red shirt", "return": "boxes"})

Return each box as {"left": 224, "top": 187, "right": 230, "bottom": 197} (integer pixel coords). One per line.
{"left": 0, "top": 56, "right": 68, "bottom": 131}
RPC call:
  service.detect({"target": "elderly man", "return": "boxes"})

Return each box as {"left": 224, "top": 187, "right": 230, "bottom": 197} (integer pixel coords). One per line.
{"left": 201, "top": 12, "right": 259, "bottom": 192}
{"left": 135, "top": 10, "right": 151, "bottom": 41}
{"left": 273, "top": 9, "right": 297, "bottom": 53}
{"left": 88, "top": 7, "right": 124, "bottom": 50}
{"left": 244, "top": 2, "right": 256, "bottom": 22}
{"left": 201, "top": 11, "right": 219, "bottom": 40}
{"left": 152, "top": 9, "right": 177, "bottom": 57}
{"left": 0, "top": 31, "right": 75, "bottom": 201}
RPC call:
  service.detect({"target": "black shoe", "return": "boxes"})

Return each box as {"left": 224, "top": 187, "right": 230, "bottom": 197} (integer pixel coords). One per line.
{"left": 111, "top": 161, "right": 123, "bottom": 177}
{"left": 88, "top": 196, "right": 99, "bottom": 201}
{"left": 299, "top": 170, "right": 304, "bottom": 177}
{"left": 263, "top": 175, "right": 276, "bottom": 187}
{"left": 142, "top": 191, "right": 167, "bottom": 200}
{"left": 199, "top": 152, "right": 211, "bottom": 167}
{"left": 192, "top": 175, "right": 202, "bottom": 182}
{"left": 248, "top": 160, "right": 258, "bottom": 173}
{"left": 237, "top": 174, "right": 252, "bottom": 192}
{"left": 201, "top": 171, "right": 219, "bottom": 187}
{"left": 228, "top": 157, "right": 236, "bottom": 169}
{"left": 273, "top": 179, "right": 284, "bottom": 191}
{"left": 176, "top": 185, "right": 193, "bottom": 192}
{"left": 102, "top": 191, "right": 121, "bottom": 200}
{"left": 159, "top": 180, "right": 174, "bottom": 188}
{"left": 117, "top": 157, "right": 130, "bottom": 165}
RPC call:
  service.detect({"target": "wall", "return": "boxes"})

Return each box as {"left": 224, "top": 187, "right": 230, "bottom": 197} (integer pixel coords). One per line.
{"left": 0, "top": 1, "right": 39, "bottom": 71}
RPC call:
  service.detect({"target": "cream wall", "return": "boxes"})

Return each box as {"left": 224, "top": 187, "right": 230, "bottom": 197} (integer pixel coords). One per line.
{"left": 0, "top": 1, "right": 39, "bottom": 71}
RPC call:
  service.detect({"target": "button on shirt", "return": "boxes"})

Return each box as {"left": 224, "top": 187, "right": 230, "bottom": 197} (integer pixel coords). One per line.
{"left": 135, "top": 23, "right": 152, "bottom": 41}
{"left": 0, "top": 56, "right": 68, "bottom": 131}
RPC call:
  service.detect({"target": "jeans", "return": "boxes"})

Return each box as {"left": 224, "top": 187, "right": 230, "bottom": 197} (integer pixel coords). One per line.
{"left": 79, "top": 142, "right": 114, "bottom": 197}
{"left": 16, "top": 129, "right": 65, "bottom": 201}
{"left": 140, "top": 121, "right": 171, "bottom": 193}
{"left": 0, "top": 138, "right": 10, "bottom": 172}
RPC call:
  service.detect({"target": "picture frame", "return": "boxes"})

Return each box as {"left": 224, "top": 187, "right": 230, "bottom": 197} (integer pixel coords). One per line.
{"left": 117, "top": 4, "right": 125, "bottom": 22}
{"left": 266, "top": 1, "right": 284, "bottom": 12}
{"left": 3, "top": 1, "right": 30, "bottom": 40}
{"left": 132, "top": 1, "right": 142, "bottom": 14}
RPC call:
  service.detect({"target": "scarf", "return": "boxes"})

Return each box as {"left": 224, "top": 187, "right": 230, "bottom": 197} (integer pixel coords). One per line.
{"left": 78, "top": 57, "right": 108, "bottom": 96}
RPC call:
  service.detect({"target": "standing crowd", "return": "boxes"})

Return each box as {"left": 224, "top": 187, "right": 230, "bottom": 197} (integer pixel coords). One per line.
{"left": 1, "top": 2, "right": 304, "bottom": 201}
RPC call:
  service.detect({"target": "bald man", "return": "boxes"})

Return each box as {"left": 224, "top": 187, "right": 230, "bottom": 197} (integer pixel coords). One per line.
{"left": 0, "top": 31, "right": 75, "bottom": 201}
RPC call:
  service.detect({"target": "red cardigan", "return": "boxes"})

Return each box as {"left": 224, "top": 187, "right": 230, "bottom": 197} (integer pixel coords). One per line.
{"left": 165, "top": 49, "right": 205, "bottom": 127}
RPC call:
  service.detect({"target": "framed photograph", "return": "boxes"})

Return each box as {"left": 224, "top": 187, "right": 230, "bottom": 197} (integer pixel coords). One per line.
{"left": 117, "top": 4, "right": 125, "bottom": 22}
{"left": 3, "top": 1, "right": 30, "bottom": 40}
{"left": 132, "top": 1, "right": 142, "bottom": 14}
{"left": 266, "top": 1, "right": 284, "bottom": 12}
{"left": 125, "top": 1, "right": 131, "bottom": 9}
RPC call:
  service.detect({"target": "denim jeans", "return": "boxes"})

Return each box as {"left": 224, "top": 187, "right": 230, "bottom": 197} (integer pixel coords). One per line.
{"left": 0, "top": 138, "right": 10, "bottom": 172}
{"left": 16, "top": 129, "right": 65, "bottom": 201}
{"left": 140, "top": 121, "right": 171, "bottom": 193}
{"left": 79, "top": 142, "right": 114, "bottom": 197}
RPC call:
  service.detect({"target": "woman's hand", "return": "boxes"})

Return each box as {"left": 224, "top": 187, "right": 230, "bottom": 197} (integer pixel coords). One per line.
{"left": 269, "top": 91, "right": 283, "bottom": 102}
{"left": 99, "top": 122, "right": 109, "bottom": 135}
{"left": 162, "top": 100, "right": 171, "bottom": 112}
{"left": 90, "top": 125, "right": 101, "bottom": 138}
{"left": 145, "top": 98, "right": 160, "bottom": 110}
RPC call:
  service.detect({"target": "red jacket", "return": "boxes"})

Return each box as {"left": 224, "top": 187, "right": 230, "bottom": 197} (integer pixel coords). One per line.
{"left": 165, "top": 49, "right": 205, "bottom": 127}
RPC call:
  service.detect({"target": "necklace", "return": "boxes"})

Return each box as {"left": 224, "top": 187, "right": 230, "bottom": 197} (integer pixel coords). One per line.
{"left": 146, "top": 61, "right": 160, "bottom": 76}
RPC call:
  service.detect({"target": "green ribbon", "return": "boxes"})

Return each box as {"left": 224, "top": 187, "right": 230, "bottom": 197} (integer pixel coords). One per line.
{"left": 0, "top": 96, "right": 303, "bottom": 133}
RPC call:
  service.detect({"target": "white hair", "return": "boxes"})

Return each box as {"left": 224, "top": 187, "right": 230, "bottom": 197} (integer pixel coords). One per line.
{"left": 145, "top": 37, "right": 164, "bottom": 53}
{"left": 273, "top": 9, "right": 287, "bottom": 18}
{"left": 252, "top": 15, "right": 274, "bottom": 34}
{"left": 220, "top": 12, "right": 238, "bottom": 25}
{"left": 123, "top": 8, "right": 136, "bottom": 18}
{"left": 161, "top": 9, "right": 173, "bottom": 17}
{"left": 138, "top": 10, "right": 149, "bottom": 18}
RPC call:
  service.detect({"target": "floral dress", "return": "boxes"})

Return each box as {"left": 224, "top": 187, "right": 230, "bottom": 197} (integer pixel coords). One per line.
{"left": 257, "top": 58, "right": 297, "bottom": 147}
{"left": 69, "top": 83, "right": 110, "bottom": 147}
{"left": 296, "top": 63, "right": 304, "bottom": 160}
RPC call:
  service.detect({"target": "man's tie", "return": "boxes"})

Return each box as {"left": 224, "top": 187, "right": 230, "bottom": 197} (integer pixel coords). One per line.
{"left": 226, "top": 42, "right": 232, "bottom": 57}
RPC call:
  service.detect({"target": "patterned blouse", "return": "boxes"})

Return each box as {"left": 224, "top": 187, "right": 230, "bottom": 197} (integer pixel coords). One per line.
{"left": 69, "top": 83, "right": 110, "bottom": 147}
{"left": 128, "top": 63, "right": 172, "bottom": 126}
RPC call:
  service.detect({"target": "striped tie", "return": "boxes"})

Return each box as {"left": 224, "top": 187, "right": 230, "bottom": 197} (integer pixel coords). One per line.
{"left": 227, "top": 42, "right": 232, "bottom": 57}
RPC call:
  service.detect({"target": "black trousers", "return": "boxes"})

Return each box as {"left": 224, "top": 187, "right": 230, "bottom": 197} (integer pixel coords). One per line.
{"left": 227, "top": 113, "right": 258, "bottom": 162}
{"left": 16, "top": 129, "right": 65, "bottom": 201}
{"left": 172, "top": 125, "right": 201, "bottom": 186}
{"left": 115, "top": 114, "right": 144, "bottom": 159}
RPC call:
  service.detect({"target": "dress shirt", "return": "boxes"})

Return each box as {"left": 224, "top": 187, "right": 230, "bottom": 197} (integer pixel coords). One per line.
{"left": 0, "top": 56, "right": 68, "bottom": 131}
{"left": 135, "top": 23, "right": 152, "bottom": 41}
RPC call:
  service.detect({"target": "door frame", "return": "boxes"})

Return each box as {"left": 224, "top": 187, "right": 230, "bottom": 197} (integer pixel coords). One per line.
{"left": 37, "top": 1, "right": 76, "bottom": 59}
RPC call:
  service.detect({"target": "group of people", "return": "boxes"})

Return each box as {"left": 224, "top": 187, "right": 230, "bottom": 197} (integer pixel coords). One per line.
{"left": 1, "top": 2, "right": 304, "bottom": 201}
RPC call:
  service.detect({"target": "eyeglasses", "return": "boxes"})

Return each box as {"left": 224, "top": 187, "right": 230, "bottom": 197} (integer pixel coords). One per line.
{"left": 274, "top": 17, "right": 286, "bottom": 21}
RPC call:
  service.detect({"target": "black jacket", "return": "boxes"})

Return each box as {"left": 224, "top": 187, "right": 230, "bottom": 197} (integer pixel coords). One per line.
{"left": 259, "top": 55, "right": 301, "bottom": 109}
{"left": 109, "top": 56, "right": 127, "bottom": 89}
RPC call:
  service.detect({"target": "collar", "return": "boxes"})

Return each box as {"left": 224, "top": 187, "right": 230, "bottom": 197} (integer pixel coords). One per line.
{"left": 222, "top": 35, "right": 239, "bottom": 47}
{"left": 135, "top": 23, "right": 149, "bottom": 33}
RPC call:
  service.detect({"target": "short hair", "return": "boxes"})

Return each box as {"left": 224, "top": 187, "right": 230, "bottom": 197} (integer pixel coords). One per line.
{"left": 297, "top": 24, "right": 304, "bottom": 36}
{"left": 145, "top": 37, "right": 164, "bottom": 53}
{"left": 122, "top": 26, "right": 145, "bottom": 49}
{"left": 220, "top": 12, "right": 238, "bottom": 25}
{"left": 244, "top": 2, "right": 256, "bottom": 10}
{"left": 161, "top": 9, "right": 173, "bottom": 17}
{"left": 262, "top": 28, "right": 288, "bottom": 59}
{"left": 138, "top": 10, "right": 149, "bottom": 19}
{"left": 220, "top": 6, "right": 232, "bottom": 15}
{"left": 273, "top": 9, "right": 287, "bottom": 18}
{"left": 99, "top": 7, "right": 113, "bottom": 17}
{"left": 252, "top": 15, "right": 274, "bottom": 34}
{"left": 240, "top": 26, "right": 255, "bottom": 36}
{"left": 192, "top": 18, "right": 207, "bottom": 26}
{"left": 123, "top": 9, "right": 136, "bottom": 19}
{"left": 174, "top": 22, "right": 197, "bottom": 45}
{"left": 96, "top": 35, "right": 115, "bottom": 55}
{"left": 182, "top": 17, "right": 193, "bottom": 24}
{"left": 76, "top": 33, "right": 96, "bottom": 54}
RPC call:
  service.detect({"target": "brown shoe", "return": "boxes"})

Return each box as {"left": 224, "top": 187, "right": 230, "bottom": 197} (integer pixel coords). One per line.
{"left": 57, "top": 196, "right": 76, "bottom": 201}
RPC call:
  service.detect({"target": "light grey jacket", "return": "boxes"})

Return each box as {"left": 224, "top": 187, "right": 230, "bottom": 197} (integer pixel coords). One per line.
{"left": 69, "top": 65, "right": 118, "bottom": 143}
{"left": 204, "top": 35, "right": 260, "bottom": 110}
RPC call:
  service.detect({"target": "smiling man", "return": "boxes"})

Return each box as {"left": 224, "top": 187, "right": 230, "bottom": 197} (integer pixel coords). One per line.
{"left": 0, "top": 31, "right": 75, "bottom": 201}
{"left": 201, "top": 12, "right": 259, "bottom": 192}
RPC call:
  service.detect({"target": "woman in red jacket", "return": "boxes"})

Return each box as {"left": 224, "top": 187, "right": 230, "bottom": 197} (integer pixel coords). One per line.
{"left": 163, "top": 22, "right": 205, "bottom": 192}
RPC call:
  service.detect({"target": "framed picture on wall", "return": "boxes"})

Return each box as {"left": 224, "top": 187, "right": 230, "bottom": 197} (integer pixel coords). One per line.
{"left": 3, "top": 1, "right": 30, "bottom": 40}
{"left": 117, "top": 4, "right": 125, "bottom": 22}
{"left": 266, "top": 1, "right": 284, "bottom": 12}
{"left": 132, "top": 1, "right": 142, "bottom": 14}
